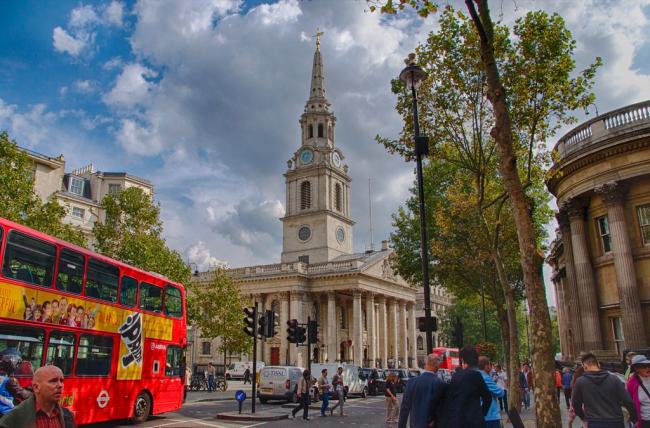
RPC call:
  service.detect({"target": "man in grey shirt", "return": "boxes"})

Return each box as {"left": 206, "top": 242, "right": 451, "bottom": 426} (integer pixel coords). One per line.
{"left": 329, "top": 367, "right": 346, "bottom": 416}
{"left": 572, "top": 353, "right": 637, "bottom": 428}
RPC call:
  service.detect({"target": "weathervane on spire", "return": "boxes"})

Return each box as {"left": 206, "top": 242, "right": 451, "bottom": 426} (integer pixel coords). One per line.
{"left": 313, "top": 28, "right": 324, "bottom": 50}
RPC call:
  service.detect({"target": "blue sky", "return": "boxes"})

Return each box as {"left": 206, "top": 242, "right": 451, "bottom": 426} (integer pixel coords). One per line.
{"left": 1, "top": 0, "right": 649, "bottom": 305}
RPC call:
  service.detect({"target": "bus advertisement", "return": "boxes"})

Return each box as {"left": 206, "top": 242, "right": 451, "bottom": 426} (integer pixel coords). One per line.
{"left": 0, "top": 217, "right": 187, "bottom": 425}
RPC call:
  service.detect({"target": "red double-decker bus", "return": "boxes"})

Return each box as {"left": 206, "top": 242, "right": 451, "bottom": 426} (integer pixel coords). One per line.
{"left": 432, "top": 347, "right": 460, "bottom": 370}
{"left": 0, "top": 217, "right": 187, "bottom": 425}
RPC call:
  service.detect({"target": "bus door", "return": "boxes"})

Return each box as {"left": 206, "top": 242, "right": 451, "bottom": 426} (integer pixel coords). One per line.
{"left": 158, "top": 343, "right": 183, "bottom": 411}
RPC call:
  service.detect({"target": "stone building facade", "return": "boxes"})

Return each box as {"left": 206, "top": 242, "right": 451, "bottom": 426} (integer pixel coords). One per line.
{"left": 414, "top": 285, "right": 453, "bottom": 367}
{"left": 547, "top": 100, "right": 650, "bottom": 360}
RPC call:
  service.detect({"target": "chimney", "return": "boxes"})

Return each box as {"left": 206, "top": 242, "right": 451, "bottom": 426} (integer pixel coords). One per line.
{"left": 381, "top": 240, "right": 389, "bottom": 251}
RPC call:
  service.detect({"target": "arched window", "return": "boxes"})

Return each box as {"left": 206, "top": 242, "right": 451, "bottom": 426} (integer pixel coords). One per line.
{"left": 335, "top": 183, "right": 342, "bottom": 212}
{"left": 417, "top": 336, "right": 424, "bottom": 351}
{"left": 308, "top": 124, "right": 313, "bottom": 138}
{"left": 300, "top": 181, "right": 311, "bottom": 210}
{"left": 318, "top": 123, "right": 324, "bottom": 138}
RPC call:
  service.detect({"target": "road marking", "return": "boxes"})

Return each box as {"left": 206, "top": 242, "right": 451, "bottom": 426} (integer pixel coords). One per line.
{"left": 148, "top": 416, "right": 229, "bottom": 428}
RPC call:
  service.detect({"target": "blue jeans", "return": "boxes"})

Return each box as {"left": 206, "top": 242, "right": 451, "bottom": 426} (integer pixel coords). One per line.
{"left": 208, "top": 375, "right": 214, "bottom": 392}
{"left": 522, "top": 388, "right": 530, "bottom": 409}
{"left": 321, "top": 391, "right": 329, "bottom": 415}
{"left": 485, "top": 421, "right": 502, "bottom": 428}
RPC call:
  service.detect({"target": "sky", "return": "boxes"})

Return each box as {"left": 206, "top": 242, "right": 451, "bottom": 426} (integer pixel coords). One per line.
{"left": 1, "top": 0, "right": 649, "bottom": 306}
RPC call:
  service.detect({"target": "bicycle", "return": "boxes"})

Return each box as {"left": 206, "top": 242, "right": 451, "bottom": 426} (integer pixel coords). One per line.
{"left": 190, "top": 375, "right": 208, "bottom": 391}
{"left": 215, "top": 377, "right": 228, "bottom": 391}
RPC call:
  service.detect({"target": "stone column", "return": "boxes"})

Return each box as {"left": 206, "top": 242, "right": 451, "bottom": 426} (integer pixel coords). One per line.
{"left": 389, "top": 299, "right": 399, "bottom": 364}
{"left": 596, "top": 182, "right": 647, "bottom": 348}
{"left": 352, "top": 290, "right": 363, "bottom": 366}
{"left": 327, "top": 292, "right": 337, "bottom": 363}
{"left": 377, "top": 296, "right": 388, "bottom": 368}
{"left": 552, "top": 277, "right": 568, "bottom": 360}
{"left": 408, "top": 302, "right": 418, "bottom": 368}
{"left": 557, "top": 210, "right": 584, "bottom": 357}
{"left": 280, "top": 292, "right": 290, "bottom": 365}
{"left": 399, "top": 301, "right": 408, "bottom": 368}
{"left": 566, "top": 198, "right": 603, "bottom": 350}
{"left": 365, "top": 293, "right": 376, "bottom": 367}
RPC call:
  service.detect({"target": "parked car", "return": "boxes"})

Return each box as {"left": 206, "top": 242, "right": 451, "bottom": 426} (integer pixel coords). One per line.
{"left": 258, "top": 366, "right": 304, "bottom": 403}
{"left": 312, "top": 363, "right": 369, "bottom": 398}
{"left": 386, "top": 368, "right": 410, "bottom": 393}
{"left": 409, "top": 369, "right": 421, "bottom": 378}
{"left": 361, "top": 368, "right": 386, "bottom": 396}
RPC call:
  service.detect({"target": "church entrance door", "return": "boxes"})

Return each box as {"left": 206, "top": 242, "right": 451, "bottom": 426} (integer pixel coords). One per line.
{"left": 270, "top": 347, "right": 280, "bottom": 365}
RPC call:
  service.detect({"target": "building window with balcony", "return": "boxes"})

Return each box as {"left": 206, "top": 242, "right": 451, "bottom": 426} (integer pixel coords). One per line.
{"left": 201, "top": 341, "right": 211, "bottom": 355}
{"left": 597, "top": 216, "right": 612, "bottom": 254}
{"left": 108, "top": 183, "right": 122, "bottom": 195}
{"left": 417, "top": 336, "right": 424, "bottom": 351}
{"left": 638, "top": 205, "right": 650, "bottom": 246}
{"left": 71, "top": 207, "right": 85, "bottom": 219}
{"left": 70, "top": 177, "right": 84, "bottom": 195}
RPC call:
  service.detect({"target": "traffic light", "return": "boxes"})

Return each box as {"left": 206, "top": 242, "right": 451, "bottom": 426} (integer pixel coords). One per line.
{"left": 287, "top": 319, "right": 299, "bottom": 343}
{"left": 264, "top": 310, "right": 279, "bottom": 338}
{"left": 257, "top": 312, "right": 267, "bottom": 338}
{"left": 243, "top": 307, "right": 256, "bottom": 337}
{"left": 417, "top": 316, "right": 438, "bottom": 333}
{"left": 452, "top": 317, "right": 464, "bottom": 348}
{"left": 308, "top": 320, "right": 318, "bottom": 343}
{"left": 296, "top": 325, "right": 306, "bottom": 344}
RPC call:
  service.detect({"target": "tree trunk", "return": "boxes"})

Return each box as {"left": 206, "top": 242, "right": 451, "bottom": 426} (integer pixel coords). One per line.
{"left": 465, "top": 1, "right": 561, "bottom": 426}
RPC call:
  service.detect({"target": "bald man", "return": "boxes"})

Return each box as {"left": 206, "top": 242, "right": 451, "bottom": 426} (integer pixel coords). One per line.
{"left": 0, "top": 365, "right": 77, "bottom": 428}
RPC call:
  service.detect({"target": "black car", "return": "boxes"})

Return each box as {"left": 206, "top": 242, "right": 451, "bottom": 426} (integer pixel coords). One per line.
{"left": 360, "top": 368, "right": 386, "bottom": 396}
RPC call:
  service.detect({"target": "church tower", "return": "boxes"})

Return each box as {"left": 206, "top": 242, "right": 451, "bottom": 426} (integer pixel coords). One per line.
{"left": 281, "top": 34, "right": 354, "bottom": 264}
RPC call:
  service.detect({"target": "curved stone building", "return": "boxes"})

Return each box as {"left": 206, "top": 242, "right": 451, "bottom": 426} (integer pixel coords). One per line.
{"left": 547, "top": 100, "right": 650, "bottom": 360}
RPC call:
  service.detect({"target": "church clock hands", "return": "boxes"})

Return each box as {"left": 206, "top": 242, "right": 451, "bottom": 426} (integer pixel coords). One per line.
{"left": 300, "top": 149, "right": 314, "bottom": 165}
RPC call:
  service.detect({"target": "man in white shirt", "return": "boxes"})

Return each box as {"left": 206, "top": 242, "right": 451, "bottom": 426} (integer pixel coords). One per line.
{"left": 493, "top": 364, "right": 508, "bottom": 413}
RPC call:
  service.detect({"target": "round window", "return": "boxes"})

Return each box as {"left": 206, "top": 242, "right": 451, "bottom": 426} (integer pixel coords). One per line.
{"left": 336, "top": 227, "right": 345, "bottom": 243}
{"left": 298, "top": 226, "right": 311, "bottom": 241}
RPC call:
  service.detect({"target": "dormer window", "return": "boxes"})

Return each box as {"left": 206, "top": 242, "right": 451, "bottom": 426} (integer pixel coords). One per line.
{"left": 70, "top": 177, "right": 84, "bottom": 195}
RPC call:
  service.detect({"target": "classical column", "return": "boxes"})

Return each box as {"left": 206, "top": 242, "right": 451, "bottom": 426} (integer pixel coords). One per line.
{"left": 557, "top": 210, "right": 584, "bottom": 357}
{"left": 377, "top": 296, "right": 388, "bottom": 368}
{"left": 280, "top": 292, "right": 290, "bottom": 365}
{"left": 596, "top": 182, "right": 647, "bottom": 348}
{"left": 552, "top": 277, "right": 568, "bottom": 360}
{"left": 408, "top": 302, "right": 417, "bottom": 368}
{"left": 327, "top": 292, "right": 337, "bottom": 363}
{"left": 566, "top": 198, "right": 603, "bottom": 350}
{"left": 365, "top": 293, "right": 377, "bottom": 367}
{"left": 352, "top": 290, "right": 363, "bottom": 366}
{"left": 399, "top": 301, "right": 408, "bottom": 368}
{"left": 389, "top": 299, "right": 399, "bottom": 364}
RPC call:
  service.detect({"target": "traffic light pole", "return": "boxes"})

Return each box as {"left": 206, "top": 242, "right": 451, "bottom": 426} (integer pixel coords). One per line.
{"left": 251, "top": 303, "right": 257, "bottom": 414}
{"left": 307, "top": 316, "right": 311, "bottom": 373}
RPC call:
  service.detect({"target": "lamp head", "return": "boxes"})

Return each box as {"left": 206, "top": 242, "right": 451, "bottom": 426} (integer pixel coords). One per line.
{"left": 399, "top": 53, "right": 427, "bottom": 90}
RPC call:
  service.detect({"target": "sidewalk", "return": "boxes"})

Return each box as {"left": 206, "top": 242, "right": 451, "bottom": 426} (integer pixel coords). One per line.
{"left": 505, "top": 396, "right": 571, "bottom": 427}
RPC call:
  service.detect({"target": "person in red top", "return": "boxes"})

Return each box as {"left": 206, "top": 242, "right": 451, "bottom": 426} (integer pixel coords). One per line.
{"left": 0, "top": 365, "right": 77, "bottom": 428}
{"left": 555, "top": 369, "right": 563, "bottom": 401}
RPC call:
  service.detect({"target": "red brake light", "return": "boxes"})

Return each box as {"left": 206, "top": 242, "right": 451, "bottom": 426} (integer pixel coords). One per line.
{"left": 285, "top": 379, "right": 290, "bottom": 389}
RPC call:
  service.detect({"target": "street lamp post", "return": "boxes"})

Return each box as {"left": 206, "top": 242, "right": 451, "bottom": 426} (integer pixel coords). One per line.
{"left": 399, "top": 53, "right": 434, "bottom": 354}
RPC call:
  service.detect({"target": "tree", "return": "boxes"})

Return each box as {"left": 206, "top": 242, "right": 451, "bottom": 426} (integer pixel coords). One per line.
{"left": 372, "top": 3, "right": 600, "bottom": 424}
{"left": 93, "top": 187, "right": 190, "bottom": 284}
{"left": 186, "top": 268, "right": 252, "bottom": 357}
{"left": 0, "top": 131, "right": 87, "bottom": 246}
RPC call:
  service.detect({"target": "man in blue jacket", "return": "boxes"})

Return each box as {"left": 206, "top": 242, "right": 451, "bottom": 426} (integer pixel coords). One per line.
{"left": 438, "top": 345, "right": 492, "bottom": 428}
{"left": 398, "top": 354, "right": 446, "bottom": 428}
{"left": 479, "top": 356, "right": 505, "bottom": 428}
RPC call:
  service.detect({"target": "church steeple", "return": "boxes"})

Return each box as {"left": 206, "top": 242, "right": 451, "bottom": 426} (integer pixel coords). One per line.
{"left": 306, "top": 29, "right": 329, "bottom": 114}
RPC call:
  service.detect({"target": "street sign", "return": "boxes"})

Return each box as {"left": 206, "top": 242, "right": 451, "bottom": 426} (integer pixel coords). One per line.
{"left": 235, "top": 390, "right": 247, "bottom": 414}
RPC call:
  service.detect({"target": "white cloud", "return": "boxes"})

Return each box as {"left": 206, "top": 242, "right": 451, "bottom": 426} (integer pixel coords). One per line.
{"left": 103, "top": 63, "right": 158, "bottom": 108}
{"left": 73, "top": 80, "right": 94, "bottom": 93}
{"left": 103, "top": 57, "right": 123, "bottom": 70}
{"left": 104, "top": 1, "right": 124, "bottom": 27}
{"left": 70, "top": 4, "right": 99, "bottom": 28}
{"left": 116, "top": 118, "right": 163, "bottom": 156}
{"left": 52, "top": 27, "right": 88, "bottom": 56}
{"left": 0, "top": 99, "right": 57, "bottom": 147}
{"left": 186, "top": 241, "right": 228, "bottom": 271}
{"left": 256, "top": 0, "right": 302, "bottom": 25}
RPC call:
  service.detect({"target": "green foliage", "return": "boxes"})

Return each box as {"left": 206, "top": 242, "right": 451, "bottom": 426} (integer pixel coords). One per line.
{"left": 93, "top": 187, "right": 190, "bottom": 284}
{"left": 476, "top": 341, "right": 500, "bottom": 362}
{"left": 367, "top": 0, "right": 437, "bottom": 17}
{"left": 187, "top": 268, "right": 252, "bottom": 355}
{"left": 0, "top": 131, "right": 87, "bottom": 246}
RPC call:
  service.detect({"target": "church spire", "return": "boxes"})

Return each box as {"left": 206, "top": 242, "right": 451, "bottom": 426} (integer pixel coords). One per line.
{"left": 306, "top": 28, "right": 329, "bottom": 113}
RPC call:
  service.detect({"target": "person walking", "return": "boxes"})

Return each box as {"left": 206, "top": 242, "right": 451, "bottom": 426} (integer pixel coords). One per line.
{"left": 626, "top": 352, "right": 637, "bottom": 383}
{"left": 438, "top": 345, "right": 492, "bottom": 428}
{"left": 493, "top": 364, "right": 508, "bottom": 414}
{"left": 317, "top": 369, "right": 331, "bottom": 417}
{"left": 0, "top": 352, "right": 31, "bottom": 417}
{"left": 568, "top": 365, "right": 585, "bottom": 428}
{"left": 385, "top": 372, "right": 400, "bottom": 424}
{"left": 290, "top": 369, "right": 312, "bottom": 420}
{"left": 626, "top": 354, "right": 650, "bottom": 428}
{"left": 555, "top": 368, "right": 563, "bottom": 402}
{"left": 0, "top": 365, "right": 76, "bottom": 428}
{"left": 479, "top": 356, "right": 505, "bottom": 428}
{"left": 562, "top": 367, "right": 573, "bottom": 410}
{"left": 243, "top": 368, "right": 251, "bottom": 385}
{"left": 572, "top": 352, "right": 637, "bottom": 428}
{"left": 398, "top": 354, "right": 446, "bottom": 428}
{"left": 330, "top": 367, "right": 346, "bottom": 416}
{"left": 207, "top": 363, "right": 216, "bottom": 393}
{"left": 519, "top": 364, "right": 530, "bottom": 410}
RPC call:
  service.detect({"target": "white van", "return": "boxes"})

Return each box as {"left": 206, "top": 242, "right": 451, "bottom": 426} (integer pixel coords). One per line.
{"left": 258, "top": 366, "right": 304, "bottom": 403}
{"left": 225, "top": 361, "right": 265, "bottom": 380}
{"left": 311, "top": 363, "right": 368, "bottom": 398}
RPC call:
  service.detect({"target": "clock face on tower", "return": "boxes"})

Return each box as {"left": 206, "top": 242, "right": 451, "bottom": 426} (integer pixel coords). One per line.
{"left": 332, "top": 151, "right": 341, "bottom": 167}
{"left": 336, "top": 227, "right": 345, "bottom": 243}
{"left": 300, "top": 149, "right": 314, "bottom": 165}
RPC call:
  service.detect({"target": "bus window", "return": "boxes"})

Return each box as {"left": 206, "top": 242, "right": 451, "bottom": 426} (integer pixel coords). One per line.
{"left": 0, "top": 325, "right": 44, "bottom": 376}
{"left": 2, "top": 231, "right": 56, "bottom": 288}
{"left": 140, "top": 282, "right": 162, "bottom": 313}
{"left": 46, "top": 331, "right": 76, "bottom": 375}
{"left": 86, "top": 258, "right": 119, "bottom": 302}
{"left": 76, "top": 334, "right": 112, "bottom": 376}
{"left": 120, "top": 276, "right": 138, "bottom": 307}
{"left": 164, "top": 285, "right": 182, "bottom": 317}
{"left": 56, "top": 248, "right": 85, "bottom": 294}
{"left": 165, "top": 345, "right": 181, "bottom": 377}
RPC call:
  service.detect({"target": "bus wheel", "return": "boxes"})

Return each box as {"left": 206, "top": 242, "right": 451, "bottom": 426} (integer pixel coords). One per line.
{"left": 131, "top": 392, "right": 151, "bottom": 424}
